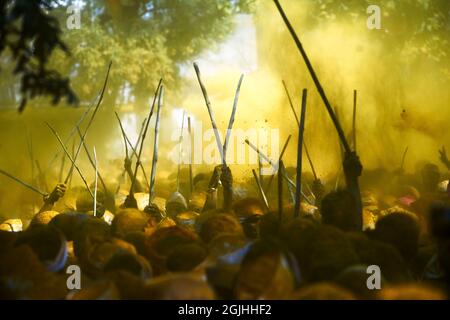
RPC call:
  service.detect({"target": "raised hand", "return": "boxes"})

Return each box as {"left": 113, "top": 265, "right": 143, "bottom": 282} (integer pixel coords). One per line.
{"left": 439, "top": 146, "right": 450, "bottom": 170}
{"left": 208, "top": 165, "right": 223, "bottom": 191}
{"left": 220, "top": 165, "right": 233, "bottom": 189}
{"left": 123, "top": 194, "right": 138, "bottom": 209}
{"left": 44, "top": 183, "right": 67, "bottom": 204}
{"left": 220, "top": 165, "right": 233, "bottom": 211}
{"left": 343, "top": 151, "right": 363, "bottom": 179}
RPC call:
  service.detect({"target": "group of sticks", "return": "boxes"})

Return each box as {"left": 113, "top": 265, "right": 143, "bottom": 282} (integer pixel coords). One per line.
{"left": 0, "top": 0, "right": 366, "bottom": 229}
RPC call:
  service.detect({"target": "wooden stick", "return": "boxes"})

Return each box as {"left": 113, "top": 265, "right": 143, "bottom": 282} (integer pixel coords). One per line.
{"left": 116, "top": 118, "right": 147, "bottom": 195}
{"left": 264, "top": 135, "right": 292, "bottom": 194}
{"left": 25, "top": 128, "right": 35, "bottom": 186}
{"left": 0, "top": 168, "right": 46, "bottom": 196}
{"left": 130, "top": 79, "right": 163, "bottom": 196}
{"left": 35, "top": 160, "right": 48, "bottom": 193}
{"left": 294, "top": 89, "right": 307, "bottom": 218}
{"left": 245, "top": 139, "right": 276, "bottom": 168}
{"left": 58, "top": 150, "right": 66, "bottom": 183}
{"left": 93, "top": 146, "right": 98, "bottom": 217}
{"left": 46, "top": 122, "right": 94, "bottom": 199}
{"left": 278, "top": 160, "right": 285, "bottom": 223}
{"left": 193, "top": 62, "right": 225, "bottom": 165}
{"left": 66, "top": 62, "right": 112, "bottom": 183}
{"left": 273, "top": 0, "right": 351, "bottom": 153}
{"left": 258, "top": 153, "right": 264, "bottom": 189}
{"left": 282, "top": 80, "right": 317, "bottom": 180}
{"left": 246, "top": 138, "right": 313, "bottom": 204}
{"left": 115, "top": 112, "right": 150, "bottom": 187}
{"left": 68, "top": 139, "right": 75, "bottom": 189}
{"left": 187, "top": 116, "right": 194, "bottom": 198}
{"left": 352, "top": 90, "right": 357, "bottom": 152}
{"left": 400, "top": 146, "right": 409, "bottom": 171}
{"left": 252, "top": 169, "right": 269, "bottom": 211}
{"left": 223, "top": 74, "right": 244, "bottom": 161}
{"left": 148, "top": 86, "right": 164, "bottom": 205}
{"left": 45, "top": 97, "right": 96, "bottom": 173}
{"left": 76, "top": 127, "right": 108, "bottom": 192}
{"left": 177, "top": 110, "right": 186, "bottom": 192}
{"left": 282, "top": 80, "right": 300, "bottom": 124}
{"left": 114, "top": 111, "right": 129, "bottom": 160}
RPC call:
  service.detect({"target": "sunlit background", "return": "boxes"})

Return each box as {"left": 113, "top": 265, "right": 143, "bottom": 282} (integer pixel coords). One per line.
{"left": 0, "top": 0, "right": 449, "bottom": 219}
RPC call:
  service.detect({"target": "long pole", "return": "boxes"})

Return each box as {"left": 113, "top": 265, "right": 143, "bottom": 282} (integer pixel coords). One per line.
{"left": 93, "top": 147, "right": 98, "bottom": 217}
{"left": 252, "top": 169, "right": 269, "bottom": 211}
{"left": 77, "top": 127, "right": 107, "bottom": 192}
{"left": 46, "top": 122, "right": 94, "bottom": 199}
{"left": 294, "top": 89, "right": 307, "bottom": 218}
{"left": 223, "top": 74, "right": 244, "bottom": 161}
{"left": 273, "top": 0, "right": 351, "bottom": 153}
{"left": 282, "top": 80, "right": 317, "bottom": 180}
{"left": 129, "top": 79, "right": 163, "bottom": 196}
{"left": 116, "top": 118, "right": 147, "bottom": 195}
{"left": 0, "top": 168, "right": 46, "bottom": 197}
{"left": 148, "top": 86, "right": 164, "bottom": 204}
{"left": 187, "top": 117, "right": 194, "bottom": 198}
{"left": 193, "top": 62, "right": 225, "bottom": 165}
{"left": 246, "top": 138, "right": 313, "bottom": 204}
{"left": 115, "top": 112, "right": 150, "bottom": 186}
{"left": 352, "top": 90, "right": 357, "bottom": 152}
{"left": 264, "top": 134, "right": 292, "bottom": 194}
{"left": 278, "top": 160, "right": 285, "bottom": 223}
{"left": 177, "top": 110, "right": 186, "bottom": 192}
{"left": 65, "top": 62, "right": 112, "bottom": 183}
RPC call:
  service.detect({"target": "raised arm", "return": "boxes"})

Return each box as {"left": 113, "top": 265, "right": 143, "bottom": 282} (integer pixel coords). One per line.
{"left": 39, "top": 183, "right": 66, "bottom": 213}
{"left": 439, "top": 147, "right": 450, "bottom": 170}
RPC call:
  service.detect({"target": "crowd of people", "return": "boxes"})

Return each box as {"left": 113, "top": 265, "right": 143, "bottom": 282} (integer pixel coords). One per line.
{"left": 0, "top": 139, "right": 449, "bottom": 300}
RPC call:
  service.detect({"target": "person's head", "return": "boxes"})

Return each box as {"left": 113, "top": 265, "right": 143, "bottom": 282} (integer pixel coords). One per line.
{"left": 103, "top": 252, "right": 152, "bottom": 280}
{"left": 347, "top": 232, "right": 410, "bottom": 284}
{"left": 234, "top": 240, "right": 297, "bottom": 299}
{"left": 378, "top": 284, "right": 447, "bottom": 300}
{"left": 111, "top": 208, "right": 156, "bottom": 238}
{"left": 335, "top": 265, "right": 384, "bottom": 299}
{"left": 289, "top": 282, "right": 355, "bottom": 300}
{"left": 199, "top": 213, "right": 244, "bottom": 244}
{"left": 143, "top": 226, "right": 199, "bottom": 275}
{"left": 49, "top": 211, "right": 89, "bottom": 241}
{"left": 232, "top": 198, "right": 265, "bottom": 239}
{"left": 300, "top": 225, "right": 360, "bottom": 282}
{"left": 166, "top": 243, "right": 208, "bottom": 272}
{"left": 14, "top": 224, "right": 67, "bottom": 272}
{"left": 76, "top": 189, "right": 106, "bottom": 216}
{"left": 193, "top": 173, "right": 209, "bottom": 192}
{"left": 165, "top": 191, "right": 188, "bottom": 218}
{"left": 141, "top": 273, "right": 215, "bottom": 300}
{"left": 321, "top": 190, "right": 360, "bottom": 232}
{"left": 372, "top": 212, "right": 420, "bottom": 263}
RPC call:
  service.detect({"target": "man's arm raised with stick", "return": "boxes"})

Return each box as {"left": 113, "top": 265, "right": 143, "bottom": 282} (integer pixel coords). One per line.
{"left": 194, "top": 62, "right": 244, "bottom": 212}
{"left": 273, "top": 0, "right": 363, "bottom": 230}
